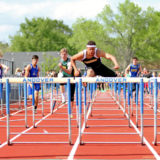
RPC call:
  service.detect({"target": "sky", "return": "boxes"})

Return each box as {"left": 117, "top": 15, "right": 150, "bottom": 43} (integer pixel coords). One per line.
{"left": 0, "top": 0, "right": 160, "bottom": 43}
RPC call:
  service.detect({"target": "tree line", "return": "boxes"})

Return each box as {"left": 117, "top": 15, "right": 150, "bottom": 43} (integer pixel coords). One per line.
{"left": 1, "top": 0, "right": 160, "bottom": 71}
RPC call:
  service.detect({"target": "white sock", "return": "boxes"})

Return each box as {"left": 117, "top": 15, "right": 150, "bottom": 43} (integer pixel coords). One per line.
{"left": 61, "top": 93, "right": 65, "bottom": 102}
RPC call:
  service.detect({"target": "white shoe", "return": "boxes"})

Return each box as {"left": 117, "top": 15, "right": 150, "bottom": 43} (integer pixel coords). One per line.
{"left": 62, "top": 100, "right": 66, "bottom": 104}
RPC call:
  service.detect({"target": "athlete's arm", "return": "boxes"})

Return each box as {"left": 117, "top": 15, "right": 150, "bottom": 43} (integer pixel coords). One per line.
{"left": 25, "top": 64, "right": 31, "bottom": 77}
{"left": 58, "top": 62, "right": 72, "bottom": 75}
{"left": 98, "top": 50, "right": 119, "bottom": 69}
{"left": 71, "top": 51, "right": 84, "bottom": 76}
{"left": 37, "top": 66, "right": 40, "bottom": 77}
{"left": 125, "top": 65, "right": 130, "bottom": 76}
{"left": 138, "top": 65, "right": 142, "bottom": 76}
{"left": 1, "top": 64, "right": 9, "bottom": 74}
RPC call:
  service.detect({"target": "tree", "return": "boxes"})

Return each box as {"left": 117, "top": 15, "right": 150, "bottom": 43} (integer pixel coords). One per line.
{"left": 41, "top": 53, "right": 60, "bottom": 75}
{"left": 10, "top": 17, "right": 76, "bottom": 54}
{"left": 0, "top": 41, "right": 10, "bottom": 56}
{"left": 70, "top": 0, "right": 160, "bottom": 70}
{"left": 98, "top": 0, "right": 160, "bottom": 70}
{"left": 69, "top": 18, "right": 107, "bottom": 51}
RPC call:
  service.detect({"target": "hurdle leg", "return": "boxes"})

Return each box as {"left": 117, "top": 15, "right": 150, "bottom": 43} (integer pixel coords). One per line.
{"left": 118, "top": 83, "right": 121, "bottom": 108}
{"left": 136, "top": 83, "right": 139, "bottom": 127}
{"left": 78, "top": 79, "right": 83, "bottom": 144}
{"left": 1, "top": 98, "right": 3, "bottom": 116}
{"left": 6, "top": 79, "right": 11, "bottom": 145}
{"left": 24, "top": 82, "right": 28, "bottom": 128}
{"left": 128, "top": 83, "right": 131, "bottom": 128}
{"left": 67, "top": 79, "right": 72, "bottom": 145}
{"left": 18, "top": 83, "right": 22, "bottom": 109}
{"left": 84, "top": 86, "right": 88, "bottom": 128}
{"left": 90, "top": 84, "right": 93, "bottom": 117}
{"left": 130, "top": 83, "right": 134, "bottom": 116}
{"left": 0, "top": 83, "right": 3, "bottom": 116}
{"left": 140, "top": 79, "right": 144, "bottom": 145}
{"left": 75, "top": 82, "right": 79, "bottom": 127}
{"left": 41, "top": 83, "right": 44, "bottom": 116}
{"left": 153, "top": 79, "right": 158, "bottom": 145}
{"left": 31, "top": 82, "right": 36, "bottom": 128}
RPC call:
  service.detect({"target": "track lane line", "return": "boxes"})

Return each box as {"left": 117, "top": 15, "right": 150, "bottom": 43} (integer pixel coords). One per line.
{"left": 111, "top": 93, "right": 160, "bottom": 160}
{"left": 0, "top": 103, "right": 65, "bottom": 148}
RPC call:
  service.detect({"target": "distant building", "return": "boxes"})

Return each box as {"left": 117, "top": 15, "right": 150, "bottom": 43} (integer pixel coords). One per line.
{"left": 3, "top": 52, "right": 85, "bottom": 76}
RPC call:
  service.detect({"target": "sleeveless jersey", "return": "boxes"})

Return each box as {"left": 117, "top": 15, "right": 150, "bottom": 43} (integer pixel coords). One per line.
{"left": 61, "top": 58, "right": 72, "bottom": 77}
{"left": 129, "top": 64, "right": 140, "bottom": 77}
{"left": 29, "top": 64, "right": 39, "bottom": 77}
{"left": 82, "top": 48, "right": 102, "bottom": 69}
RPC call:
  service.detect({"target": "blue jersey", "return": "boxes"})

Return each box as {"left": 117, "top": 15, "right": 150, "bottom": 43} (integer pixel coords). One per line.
{"left": 28, "top": 64, "right": 40, "bottom": 95}
{"left": 29, "top": 64, "right": 39, "bottom": 77}
{"left": 0, "top": 66, "right": 2, "bottom": 79}
{"left": 129, "top": 64, "right": 140, "bottom": 77}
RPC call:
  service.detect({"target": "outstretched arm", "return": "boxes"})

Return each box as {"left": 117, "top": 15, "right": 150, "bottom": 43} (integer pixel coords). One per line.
{"left": 98, "top": 50, "right": 119, "bottom": 69}
{"left": 125, "top": 65, "right": 130, "bottom": 76}
{"left": 71, "top": 51, "right": 84, "bottom": 76}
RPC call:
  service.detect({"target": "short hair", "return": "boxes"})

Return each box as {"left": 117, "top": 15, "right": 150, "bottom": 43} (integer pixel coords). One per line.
{"left": 60, "top": 48, "right": 68, "bottom": 54}
{"left": 87, "top": 41, "right": 96, "bottom": 45}
{"left": 132, "top": 57, "right": 138, "bottom": 60}
{"left": 32, "top": 55, "right": 39, "bottom": 60}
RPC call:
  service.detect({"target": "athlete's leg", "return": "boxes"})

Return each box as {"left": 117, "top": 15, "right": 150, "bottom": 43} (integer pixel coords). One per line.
{"left": 60, "top": 84, "right": 66, "bottom": 103}
{"left": 34, "top": 84, "right": 40, "bottom": 113}
{"left": 71, "top": 83, "right": 75, "bottom": 118}
{"left": 87, "top": 68, "right": 95, "bottom": 77}
{"left": 28, "top": 85, "right": 32, "bottom": 100}
{"left": 34, "top": 91, "right": 39, "bottom": 110}
{"left": 94, "top": 64, "right": 117, "bottom": 77}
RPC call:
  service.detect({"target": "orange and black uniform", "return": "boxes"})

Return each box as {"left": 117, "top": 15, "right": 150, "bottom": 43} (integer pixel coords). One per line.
{"left": 82, "top": 48, "right": 117, "bottom": 77}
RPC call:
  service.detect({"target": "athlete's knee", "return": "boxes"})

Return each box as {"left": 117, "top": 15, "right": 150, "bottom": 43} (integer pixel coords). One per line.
{"left": 28, "top": 95, "right": 32, "bottom": 100}
{"left": 35, "top": 91, "right": 39, "bottom": 97}
{"left": 87, "top": 69, "right": 95, "bottom": 77}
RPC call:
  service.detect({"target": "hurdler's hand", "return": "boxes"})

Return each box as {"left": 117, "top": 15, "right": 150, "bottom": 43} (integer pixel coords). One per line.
{"left": 58, "top": 63, "right": 63, "bottom": 69}
{"left": 114, "top": 65, "right": 119, "bottom": 70}
{"left": 74, "top": 70, "right": 80, "bottom": 77}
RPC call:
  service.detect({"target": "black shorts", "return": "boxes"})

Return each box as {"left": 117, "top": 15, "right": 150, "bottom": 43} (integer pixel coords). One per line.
{"left": 92, "top": 64, "right": 117, "bottom": 77}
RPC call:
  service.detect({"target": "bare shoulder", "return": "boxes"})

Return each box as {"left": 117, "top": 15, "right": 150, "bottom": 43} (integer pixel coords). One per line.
{"left": 26, "top": 64, "right": 31, "bottom": 71}
{"left": 71, "top": 51, "right": 84, "bottom": 60}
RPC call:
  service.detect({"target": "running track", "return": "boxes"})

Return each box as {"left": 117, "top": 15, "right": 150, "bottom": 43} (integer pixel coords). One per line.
{"left": 0, "top": 90, "right": 160, "bottom": 159}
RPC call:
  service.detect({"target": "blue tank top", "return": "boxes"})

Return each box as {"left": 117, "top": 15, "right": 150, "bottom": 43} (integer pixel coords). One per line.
{"left": 29, "top": 64, "right": 38, "bottom": 77}
{"left": 129, "top": 64, "right": 140, "bottom": 77}
{"left": 0, "top": 66, "right": 3, "bottom": 79}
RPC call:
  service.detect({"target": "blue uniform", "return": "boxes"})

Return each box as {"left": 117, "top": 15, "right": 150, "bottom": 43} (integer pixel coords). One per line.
{"left": 129, "top": 64, "right": 140, "bottom": 92}
{"left": 28, "top": 64, "right": 40, "bottom": 95}
{"left": 129, "top": 64, "right": 140, "bottom": 77}
{"left": 0, "top": 66, "right": 3, "bottom": 79}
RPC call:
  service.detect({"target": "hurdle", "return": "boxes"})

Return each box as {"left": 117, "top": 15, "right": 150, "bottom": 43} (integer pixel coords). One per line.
{"left": 85, "top": 81, "right": 130, "bottom": 128}
{"left": 4, "top": 77, "right": 77, "bottom": 145}
{"left": 79, "top": 77, "right": 146, "bottom": 145}
{"left": 0, "top": 79, "right": 53, "bottom": 129}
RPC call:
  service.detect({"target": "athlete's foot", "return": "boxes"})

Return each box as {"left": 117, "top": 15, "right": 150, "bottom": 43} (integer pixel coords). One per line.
{"left": 62, "top": 100, "right": 66, "bottom": 104}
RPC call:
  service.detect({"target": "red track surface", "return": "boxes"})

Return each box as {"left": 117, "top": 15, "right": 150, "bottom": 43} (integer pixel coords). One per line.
{"left": 0, "top": 90, "right": 160, "bottom": 159}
